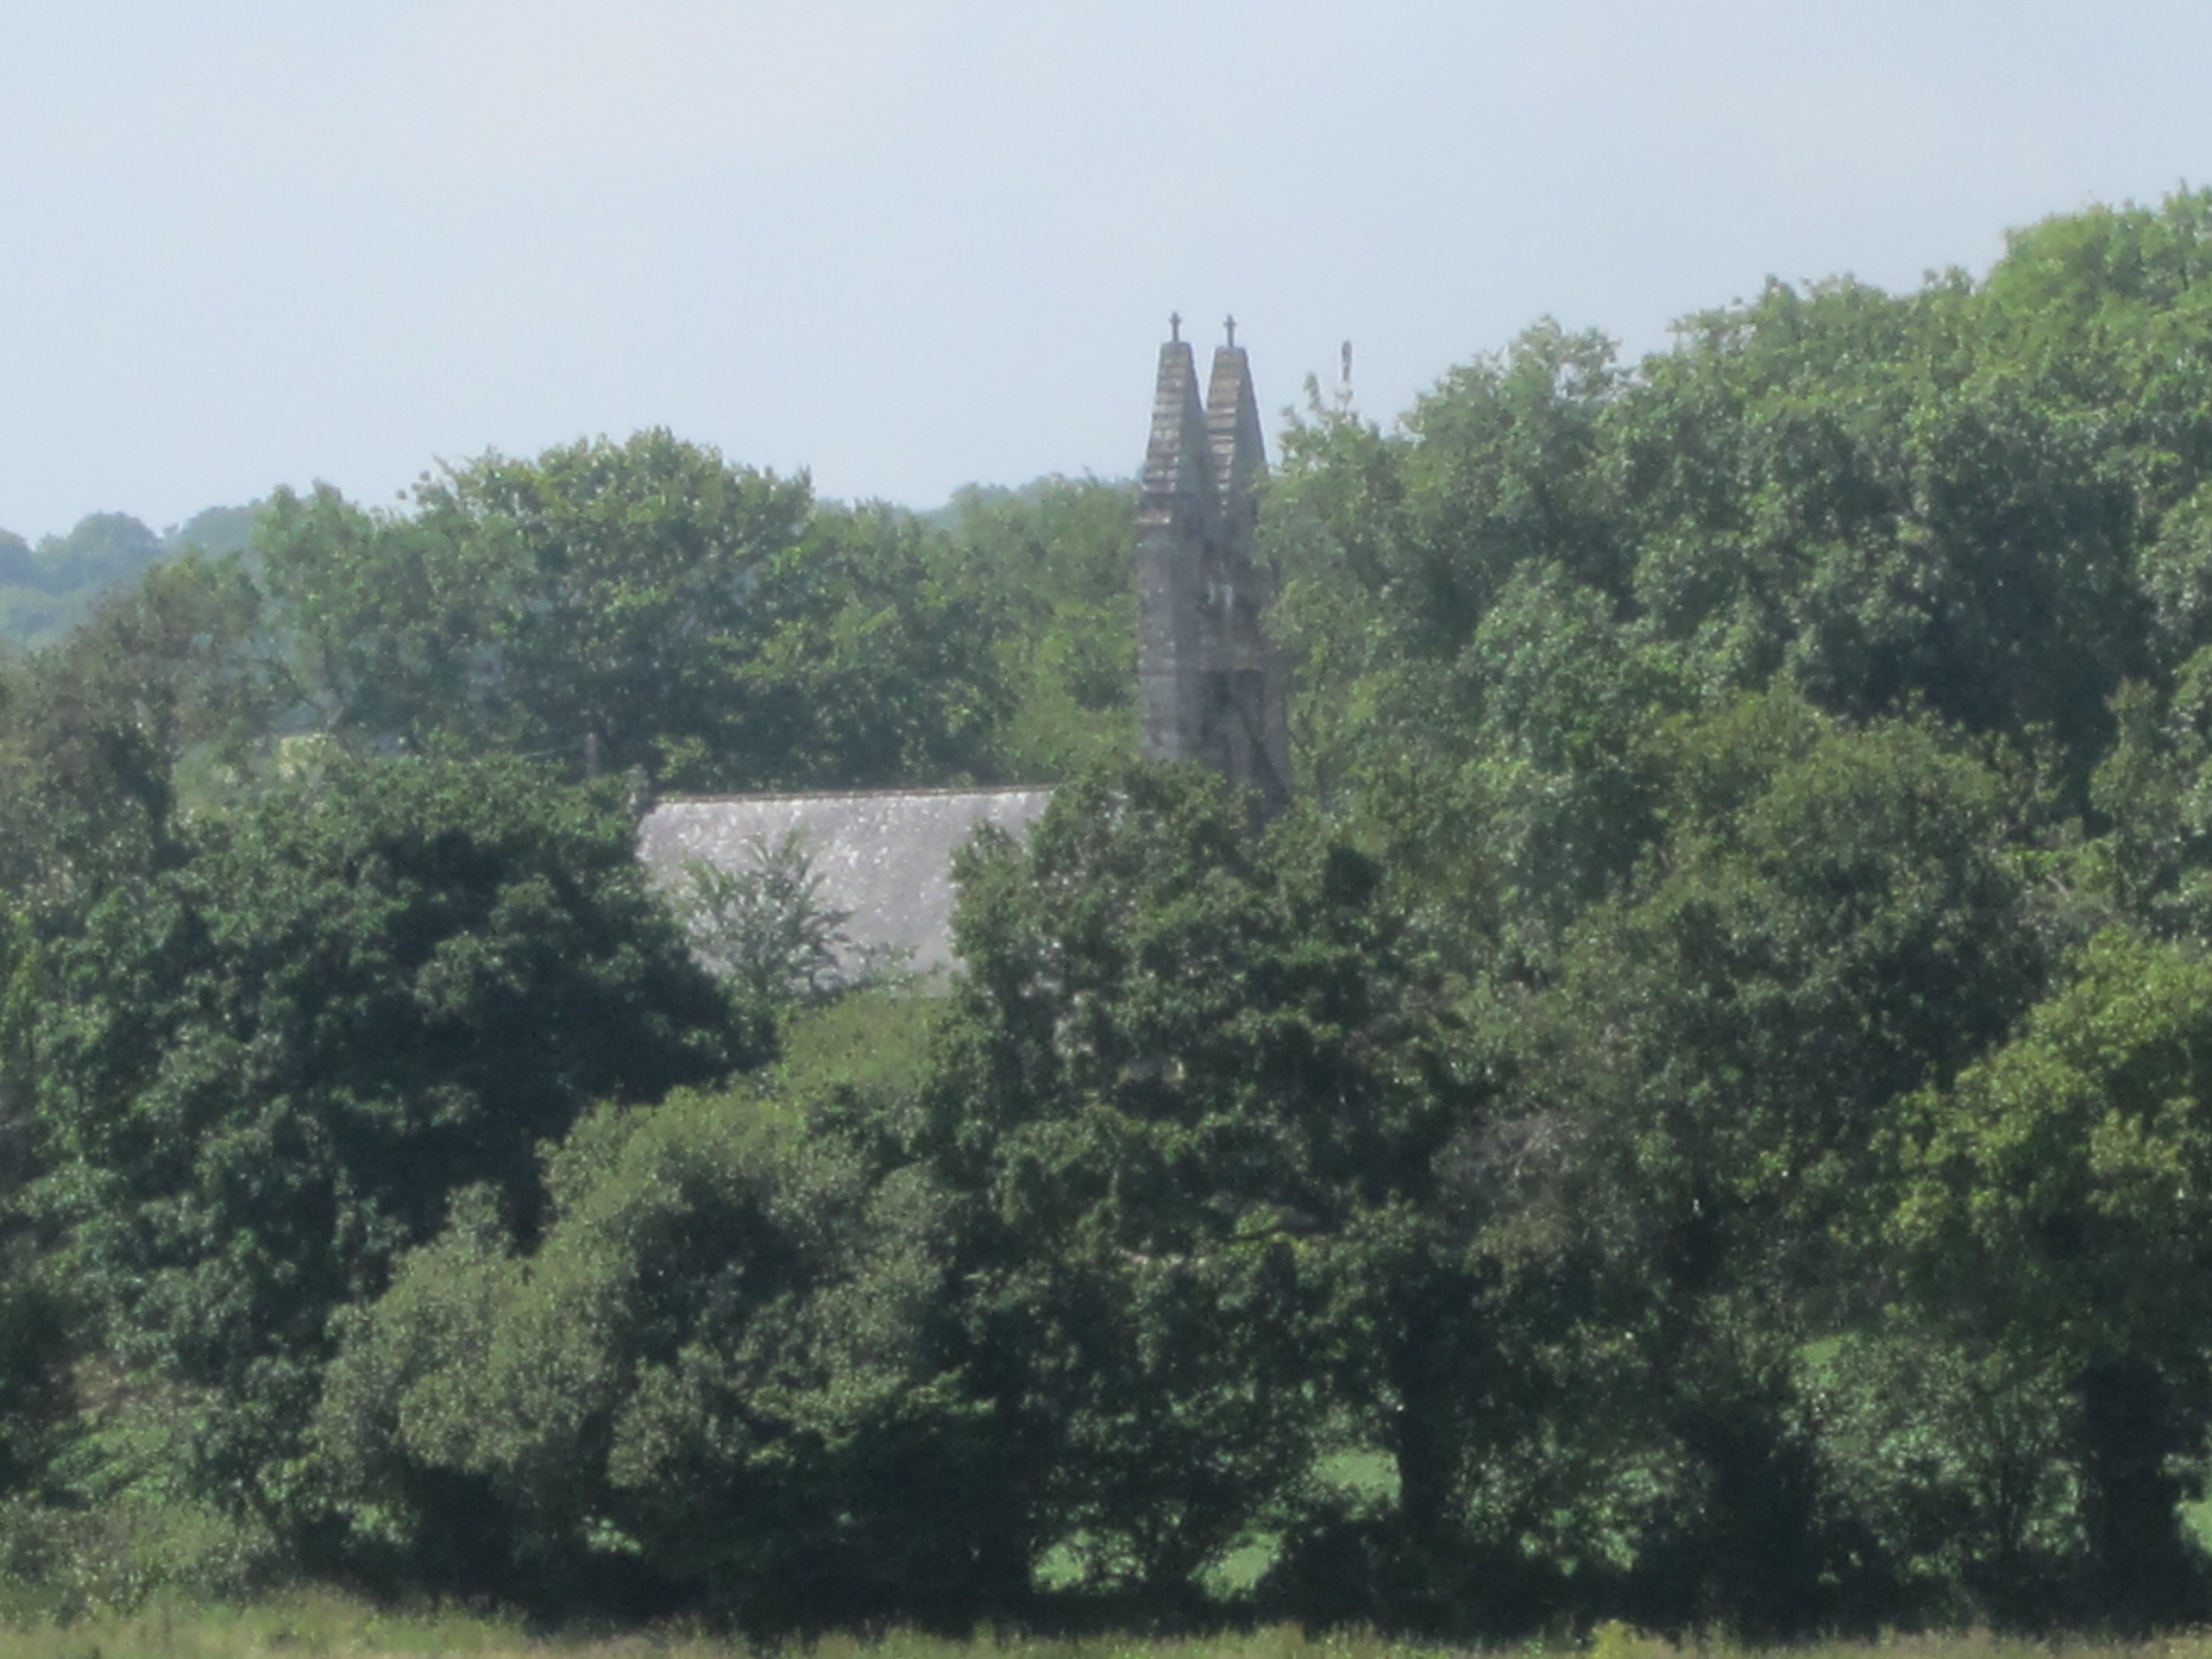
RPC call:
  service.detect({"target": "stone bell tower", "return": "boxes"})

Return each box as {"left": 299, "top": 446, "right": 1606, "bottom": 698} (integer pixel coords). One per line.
{"left": 1135, "top": 315, "right": 1293, "bottom": 819}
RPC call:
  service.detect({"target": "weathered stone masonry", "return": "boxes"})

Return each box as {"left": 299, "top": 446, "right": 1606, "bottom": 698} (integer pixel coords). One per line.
{"left": 1134, "top": 321, "right": 1294, "bottom": 819}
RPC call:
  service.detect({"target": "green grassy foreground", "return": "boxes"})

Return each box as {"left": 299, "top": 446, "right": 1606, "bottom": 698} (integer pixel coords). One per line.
{"left": 0, "top": 1599, "right": 1419, "bottom": 1659}
{"left": 16, "top": 1605, "right": 2212, "bottom": 1659}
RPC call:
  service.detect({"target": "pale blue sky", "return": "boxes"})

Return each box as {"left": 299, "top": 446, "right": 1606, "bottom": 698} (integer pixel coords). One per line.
{"left": 3, "top": 1, "right": 2207, "bottom": 540}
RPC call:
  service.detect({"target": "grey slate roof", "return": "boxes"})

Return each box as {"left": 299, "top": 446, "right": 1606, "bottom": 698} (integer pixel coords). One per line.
{"left": 636, "top": 786, "right": 1054, "bottom": 974}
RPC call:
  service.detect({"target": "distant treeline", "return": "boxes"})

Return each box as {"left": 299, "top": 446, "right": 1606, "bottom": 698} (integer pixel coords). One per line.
{"left": 0, "top": 506, "right": 262, "bottom": 647}
{"left": 9, "top": 192, "right": 2212, "bottom": 1639}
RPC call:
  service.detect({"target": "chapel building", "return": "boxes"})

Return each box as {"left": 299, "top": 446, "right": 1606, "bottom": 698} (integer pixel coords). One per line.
{"left": 636, "top": 321, "right": 1291, "bottom": 968}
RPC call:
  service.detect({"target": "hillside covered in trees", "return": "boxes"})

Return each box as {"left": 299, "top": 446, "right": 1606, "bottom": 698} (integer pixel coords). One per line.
{"left": 6, "top": 194, "right": 2212, "bottom": 1637}
{"left": 0, "top": 506, "right": 264, "bottom": 651}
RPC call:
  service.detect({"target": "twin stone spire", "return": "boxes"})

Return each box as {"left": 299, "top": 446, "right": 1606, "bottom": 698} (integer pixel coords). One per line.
{"left": 1136, "top": 318, "right": 1293, "bottom": 820}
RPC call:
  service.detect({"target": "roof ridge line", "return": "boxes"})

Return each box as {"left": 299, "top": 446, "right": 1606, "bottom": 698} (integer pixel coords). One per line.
{"left": 655, "top": 783, "right": 1054, "bottom": 805}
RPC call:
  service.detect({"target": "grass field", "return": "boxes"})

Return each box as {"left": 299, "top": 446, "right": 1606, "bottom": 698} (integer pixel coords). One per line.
{"left": 0, "top": 1601, "right": 1416, "bottom": 1659}
{"left": 16, "top": 1601, "right": 2212, "bottom": 1659}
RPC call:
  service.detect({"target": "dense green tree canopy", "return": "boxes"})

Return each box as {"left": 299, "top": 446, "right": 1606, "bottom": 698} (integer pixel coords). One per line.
{"left": 26, "top": 756, "right": 737, "bottom": 1514}
{"left": 16, "top": 192, "right": 2212, "bottom": 1636}
{"left": 316, "top": 1081, "right": 960, "bottom": 1626}
{"left": 914, "top": 762, "right": 1471, "bottom": 1606}
{"left": 255, "top": 433, "right": 1041, "bottom": 792}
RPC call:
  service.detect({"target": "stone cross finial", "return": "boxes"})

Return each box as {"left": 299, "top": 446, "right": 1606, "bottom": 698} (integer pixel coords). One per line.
{"left": 1169, "top": 311, "right": 1182, "bottom": 342}
{"left": 1225, "top": 314, "right": 1237, "bottom": 348}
